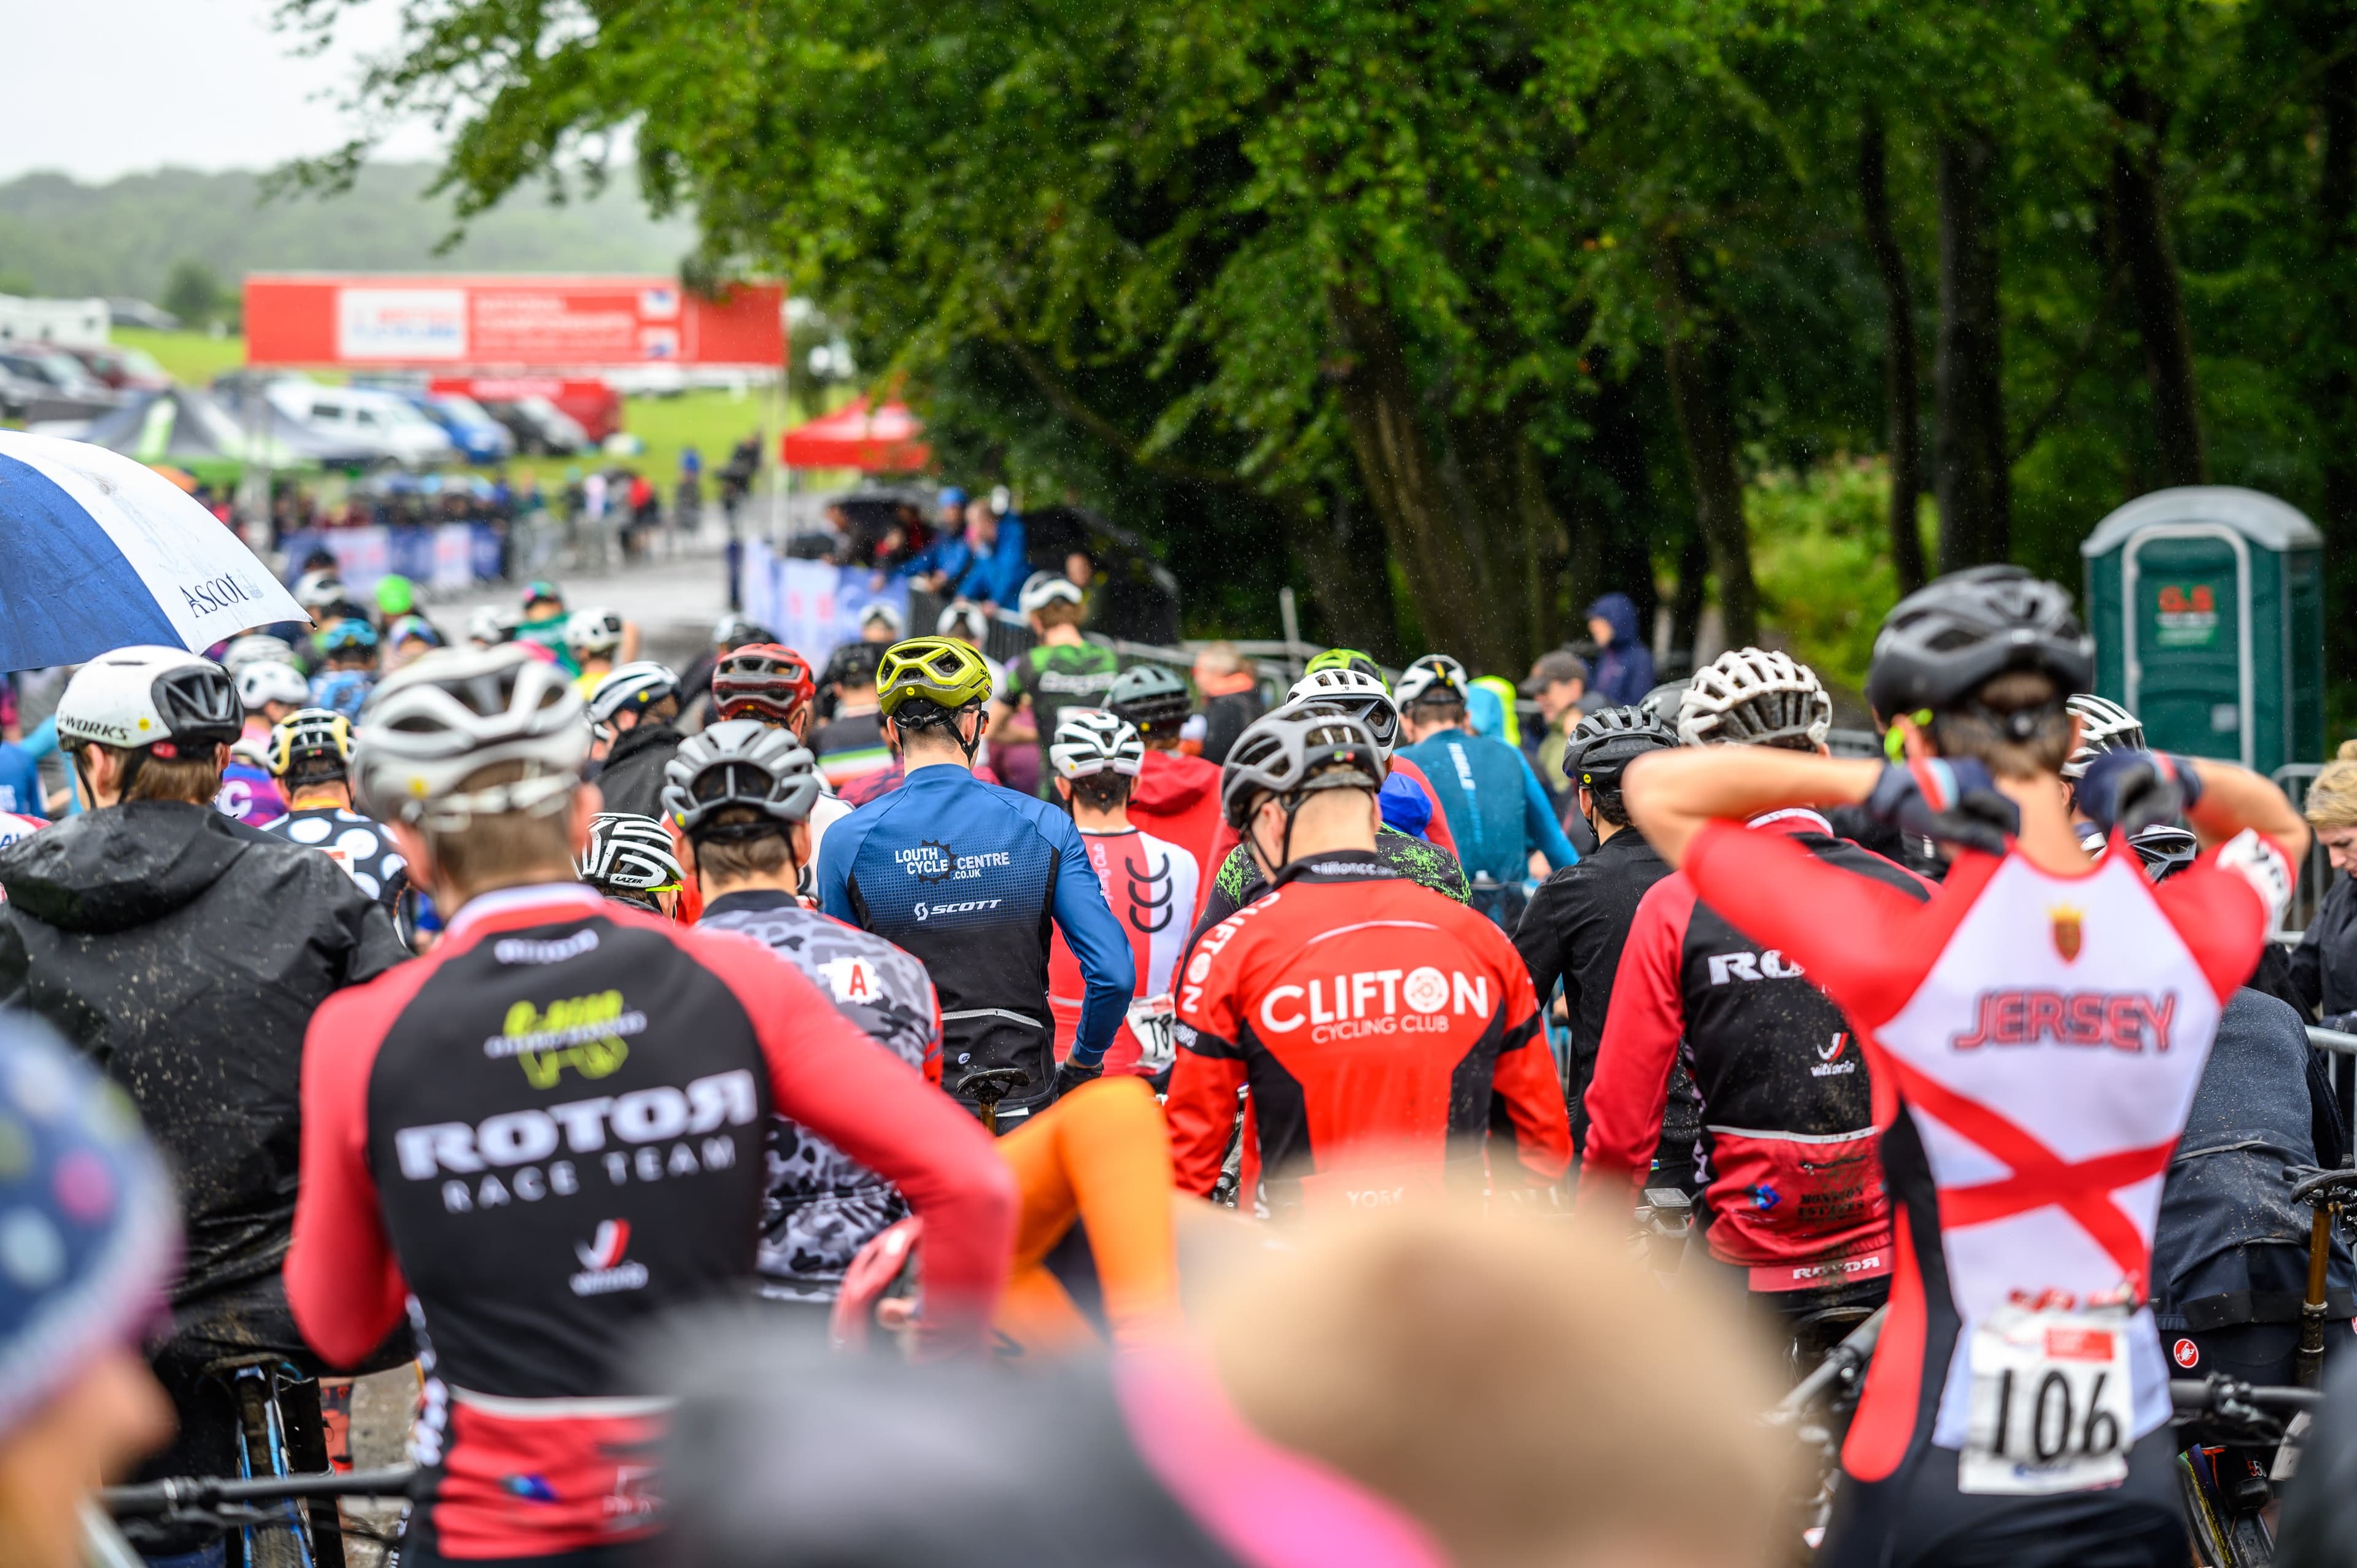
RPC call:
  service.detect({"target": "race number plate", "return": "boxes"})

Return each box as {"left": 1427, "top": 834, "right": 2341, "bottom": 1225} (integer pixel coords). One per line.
{"left": 1128, "top": 995, "right": 1178, "bottom": 1072}
{"left": 1959, "top": 1303, "right": 2132, "bottom": 1495}
{"left": 321, "top": 846, "right": 362, "bottom": 883}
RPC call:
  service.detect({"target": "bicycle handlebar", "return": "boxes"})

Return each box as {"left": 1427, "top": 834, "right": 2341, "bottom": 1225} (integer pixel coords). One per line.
{"left": 2291, "top": 1166, "right": 2357, "bottom": 1205}
{"left": 1768, "top": 1307, "right": 1886, "bottom": 1425}
{"left": 2170, "top": 1376, "right": 2325, "bottom": 1420}
{"left": 100, "top": 1466, "right": 416, "bottom": 1516}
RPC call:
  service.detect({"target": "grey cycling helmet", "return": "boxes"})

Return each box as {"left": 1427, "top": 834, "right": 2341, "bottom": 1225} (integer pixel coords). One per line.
{"left": 1563, "top": 705, "right": 1679, "bottom": 788}
{"left": 578, "top": 813, "right": 684, "bottom": 905}
{"left": 1105, "top": 665, "right": 1192, "bottom": 738}
{"left": 662, "top": 719, "right": 822, "bottom": 841}
{"left": 1220, "top": 711, "right": 1385, "bottom": 831}
{"left": 1865, "top": 565, "right": 2094, "bottom": 720}
{"left": 2061, "top": 693, "right": 2146, "bottom": 783}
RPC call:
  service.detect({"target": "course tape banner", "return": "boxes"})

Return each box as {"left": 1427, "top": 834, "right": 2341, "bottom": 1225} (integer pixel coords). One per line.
{"left": 280, "top": 525, "right": 499, "bottom": 595}
{"left": 739, "top": 541, "right": 910, "bottom": 676}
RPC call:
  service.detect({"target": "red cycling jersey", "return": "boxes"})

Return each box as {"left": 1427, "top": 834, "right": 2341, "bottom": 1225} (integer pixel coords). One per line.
{"left": 1165, "top": 850, "right": 1569, "bottom": 1214}
{"left": 1193, "top": 757, "right": 1457, "bottom": 920}
{"left": 285, "top": 883, "right": 1015, "bottom": 1561}
{"left": 1050, "top": 825, "right": 1201, "bottom": 1075}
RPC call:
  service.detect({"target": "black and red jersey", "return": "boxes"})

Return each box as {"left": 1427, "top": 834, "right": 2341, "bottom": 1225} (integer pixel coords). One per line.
{"left": 1165, "top": 851, "right": 1571, "bottom": 1215}
{"left": 1581, "top": 811, "right": 1929, "bottom": 1292}
{"left": 285, "top": 883, "right": 1015, "bottom": 1561}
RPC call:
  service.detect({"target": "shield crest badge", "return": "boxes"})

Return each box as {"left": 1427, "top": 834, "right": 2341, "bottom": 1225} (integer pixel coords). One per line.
{"left": 2050, "top": 905, "right": 2083, "bottom": 963}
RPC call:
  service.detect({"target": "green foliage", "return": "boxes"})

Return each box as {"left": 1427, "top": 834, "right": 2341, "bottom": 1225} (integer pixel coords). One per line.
{"left": 1747, "top": 462, "right": 1925, "bottom": 692}
{"left": 161, "top": 259, "right": 226, "bottom": 328}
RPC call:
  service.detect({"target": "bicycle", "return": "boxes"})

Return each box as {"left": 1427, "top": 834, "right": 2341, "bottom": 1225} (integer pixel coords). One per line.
{"left": 2170, "top": 1377, "right": 2326, "bottom": 1568}
{"left": 956, "top": 1066, "right": 1029, "bottom": 1136}
{"left": 92, "top": 1467, "right": 414, "bottom": 1568}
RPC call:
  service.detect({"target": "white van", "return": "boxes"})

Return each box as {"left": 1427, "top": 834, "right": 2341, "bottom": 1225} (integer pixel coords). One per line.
{"left": 270, "top": 382, "right": 458, "bottom": 468}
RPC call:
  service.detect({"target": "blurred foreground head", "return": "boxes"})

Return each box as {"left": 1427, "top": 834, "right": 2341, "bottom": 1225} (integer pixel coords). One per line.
{"left": 1205, "top": 1207, "right": 1794, "bottom": 1568}
{"left": 651, "top": 1311, "right": 1442, "bottom": 1568}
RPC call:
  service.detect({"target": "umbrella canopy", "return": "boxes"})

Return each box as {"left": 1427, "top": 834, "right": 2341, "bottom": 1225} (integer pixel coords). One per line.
{"left": 75, "top": 386, "right": 325, "bottom": 479}
{"left": 0, "top": 431, "right": 308, "bottom": 673}
{"left": 780, "top": 398, "right": 931, "bottom": 471}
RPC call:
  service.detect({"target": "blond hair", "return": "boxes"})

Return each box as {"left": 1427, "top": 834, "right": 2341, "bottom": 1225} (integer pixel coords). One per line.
{"left": 1194, "top": 641, "right": 1245, "bottom": 678}
{"left": 1204, "top": 1208, "right": 1792, "bottom": 1568}
{"left": 2304, "top": 741, "right": 2357, "bottom": 828}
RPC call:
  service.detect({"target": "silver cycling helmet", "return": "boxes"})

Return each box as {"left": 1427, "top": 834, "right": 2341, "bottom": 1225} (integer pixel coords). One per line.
{"left": 1049, "top": 709, "right": 1145, "bottom": 780}
{"left": 587, "top": 662, "right": 681, "bottom": 730}
{"left": 352, "top": 645, "right": 588, "bottom": 828}
{"left": 236, "top": 660, "right": 311, "bottom": 714}
{"left": 1285, "top": 667, "right": 1400, "bottom": 752}
{"left": 1220, "top": 710, "right": 1386, "bottom": 830}
{"left": 662, "top": 719, "right": 822, "bottom": 840}
{"left": 1677, "top": 647, "right": 1832, "bottom": 750}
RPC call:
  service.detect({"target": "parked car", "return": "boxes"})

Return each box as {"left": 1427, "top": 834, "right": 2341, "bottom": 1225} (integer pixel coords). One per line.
{"left": 58, "top": 343, "right": 171, "bottom": 392}
{"left": 483, "top": 395, "right": 592, "bottom": 455}
{"left": 404, "top": 391, "right": 516, "bottom": 465}
{"left": 0, "top": 349, "right": 118, "bottom": 422}
{"left": 269, "top": 382, "right": 458, "bottom": 468}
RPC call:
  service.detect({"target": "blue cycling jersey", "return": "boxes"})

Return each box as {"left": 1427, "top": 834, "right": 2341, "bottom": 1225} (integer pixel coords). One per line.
{"left": 1398, "top": 727, "right": 1579, "bottom": 888}
{"left": 817, "top": 763, "right": 1134, "bottom": 1120}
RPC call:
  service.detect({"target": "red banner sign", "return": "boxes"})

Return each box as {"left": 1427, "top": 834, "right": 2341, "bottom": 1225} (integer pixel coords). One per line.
{"left": 244, "top": 275, "right": 784, "bottom": 368}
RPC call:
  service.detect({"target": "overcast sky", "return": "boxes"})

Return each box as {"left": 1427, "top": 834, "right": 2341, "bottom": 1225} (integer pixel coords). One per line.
{"left": 0, "top": 0, "right": 443, "bottom": 182}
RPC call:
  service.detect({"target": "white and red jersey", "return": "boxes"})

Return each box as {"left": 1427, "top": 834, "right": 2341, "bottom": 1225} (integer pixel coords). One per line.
{"left": 1049, "top": 825, "right": 1201, "bottom": 1074}
{"left": 0, "top": 811, "right": 42, "bottom": 902}
{"left": 1682, "top": 818, "right": 2284, "bottom": 1482}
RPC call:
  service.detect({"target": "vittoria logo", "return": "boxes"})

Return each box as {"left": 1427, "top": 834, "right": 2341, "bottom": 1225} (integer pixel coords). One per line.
{"left": 2050, "top": 903, "right": 2083, "bottom": 964}
{"left": 1811, "top": 1033, "right": 1857, "bottom": 1077}
{"left": 569, "top": 1219, "right": 648, "bottom": 1296}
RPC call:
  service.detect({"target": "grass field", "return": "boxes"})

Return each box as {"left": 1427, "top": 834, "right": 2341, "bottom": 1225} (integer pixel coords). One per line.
{"left": 111, "top": 328, "right": 836, "bottom": 493}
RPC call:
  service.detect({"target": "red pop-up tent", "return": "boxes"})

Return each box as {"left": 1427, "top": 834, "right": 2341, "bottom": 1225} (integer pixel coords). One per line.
{"left": 779, "top": 398, "right": 932, "bottom": 471}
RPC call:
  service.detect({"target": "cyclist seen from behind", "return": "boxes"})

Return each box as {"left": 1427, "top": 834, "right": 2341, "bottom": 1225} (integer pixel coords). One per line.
{"left": 1395, "top": 660, "right": 1577, "bottom": 930}
{"left": 260, "top": 706, "right": 409, "bottom": 898}
{"left": 0, "top": 649, "right": 407, "bottom": 1552}
{"left": 666, "top": 720, "right": 948, "bottom": 1330}
{"left": 992, "top": 574, "right": 1118, "bottom": 799}
{"left": 818, "top": 637, "right": 1134, "bottom": 1129}
{"left": 1511, "top": 705, "right": 1682, "bottom": 1159}
{"left": 1579, "top": 649, "right": 1928, "bottom": 1330}
{"left": 584, "top": 660, "right": 684, "bottom": 819}
{"left": 1621, "top": 565, "right": 2308, "bottom": 1568}
{"left": 1165, "top": 709, "right": 1572, "bottom": 1214}
{"left": 1044, "top": 709, "right": 1202, "bottom": 1078}
{"left": 1107, "top": 663, "right": 1224, "bottom": 876}
{"left": 576, "top": 811, "right": 686, "bottom": 918}
{"left": 286, "top": 646, "right": 1014, "bottom": 1568}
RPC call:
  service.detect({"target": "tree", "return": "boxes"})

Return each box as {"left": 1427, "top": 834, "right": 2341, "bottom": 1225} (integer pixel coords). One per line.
{"left": 161, "top": 258, "right": 223, "bottom": 328}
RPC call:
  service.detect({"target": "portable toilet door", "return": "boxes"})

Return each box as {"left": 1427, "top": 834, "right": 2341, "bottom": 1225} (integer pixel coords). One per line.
{"left": 2081, "top": 485, "right": 2324, "bottom": 777}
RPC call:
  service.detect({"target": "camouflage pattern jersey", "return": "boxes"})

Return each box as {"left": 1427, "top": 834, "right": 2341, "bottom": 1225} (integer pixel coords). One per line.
{"left": 695, "top": 889, "right": 942, "bottom": 1300}
{"left": 1198, "top": 824, "right": 1470, "bottom": 933}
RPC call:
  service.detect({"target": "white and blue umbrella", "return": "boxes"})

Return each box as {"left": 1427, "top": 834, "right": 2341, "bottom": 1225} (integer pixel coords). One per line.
{"left": 0, "top": 430, "right": 306, "bottom": 673}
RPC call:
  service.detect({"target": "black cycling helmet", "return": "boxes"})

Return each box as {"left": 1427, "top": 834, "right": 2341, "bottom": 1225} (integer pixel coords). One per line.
{"left": 824, "top": 639, "right": 886, "bottom": 691}
{"left": 1563, "top": 705, "right": 1678, "bottom": 789}
{"left": 1865, "top": 565, "right": 2095, "bottom": 720}
{"left": 1105, "top": 665, "right": 1192, "bottom": 738}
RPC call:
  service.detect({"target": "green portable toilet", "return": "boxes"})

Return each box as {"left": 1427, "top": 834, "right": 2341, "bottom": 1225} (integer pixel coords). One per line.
{"left": 2081, "top": 486, "right": 2324, "bottom": 776}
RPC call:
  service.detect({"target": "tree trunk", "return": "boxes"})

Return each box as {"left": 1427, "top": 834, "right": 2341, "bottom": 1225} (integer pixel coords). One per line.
{"left": 1650, "top": 241, "right": 1760, "bottom": 648}
{"left": 1860, "top": 109, "right": 1929, "bottom": 595}
{"left": 1293, "top": 490, "right": 1406, "bottom": 661}
{"left": 2110, "top": 77, "right": 2206, "bottom": 486}
{"left": 1326, "top": 285, "right": 1528, "bottom": 670}
{"left": 2320, "top": 37, "right": 2357, "bottom": 686}
{"left": 1668, "top": 527, "right": 1709, "bottom": 675}
{"left": 1935, "top": 128, "right": 2011, "bottom": 570}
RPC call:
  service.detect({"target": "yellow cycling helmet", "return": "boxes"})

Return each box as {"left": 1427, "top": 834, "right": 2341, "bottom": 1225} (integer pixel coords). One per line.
{"left": 266, "top": 707, "right": 354, "bottom": 779}
{"left": 877, "top": 637, "right": 996, "bottom": 717}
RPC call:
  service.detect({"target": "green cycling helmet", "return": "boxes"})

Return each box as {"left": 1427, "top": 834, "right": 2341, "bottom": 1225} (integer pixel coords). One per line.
{"left": 877, "top": 636, "right": 996, "bottom": 717}
{"left": 1304, "top": 647, "right": 1387, "bottom": 689}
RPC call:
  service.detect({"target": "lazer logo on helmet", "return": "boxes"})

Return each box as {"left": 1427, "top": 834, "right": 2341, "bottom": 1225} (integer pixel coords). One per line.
{"left": 1256, "top": 966, "right": 1490, "bottom": 1043}
{"left": 1949, "top": 989, "right": 2179, "bottom": 1053}
{"left": 914, "top": 898, "right": 1001, "bottom": 922}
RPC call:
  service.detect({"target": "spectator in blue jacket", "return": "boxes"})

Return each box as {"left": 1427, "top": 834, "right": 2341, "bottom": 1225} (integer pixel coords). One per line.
{"left": 894, "top": 486, "right": 977, "bottom": 586}
{"left": 954, "top": 499, "right": 1030, "bottom": 609}
{"left": 1584, "top": 592, "right": 1657, "bottom": 709}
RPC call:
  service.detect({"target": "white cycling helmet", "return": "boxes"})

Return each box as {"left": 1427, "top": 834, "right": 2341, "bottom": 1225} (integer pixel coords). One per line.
{"left": 587, "top": 662, "right": 681, "bottom": 730}
{"left": 220, "top": 634, "right": 297, "bottom": 676}
{"left": 1018, "top": 573, "right": 1084, "bottom": 616}
{"left": 578, "top": 813, "right": 684, "bottom": 902}
{"left": 1049, "top": 709, "right": 1145, "bottom": 780}
{"left": 2062, "top": 693, "right": 2146, "bottom": 782}
{"left": 352, "top": 645, "right": 588, "bottom": 828}
{"left": 565, "top": 606, "right": 625, "bottom": 657}
{"left": 663, "top": 720, "right": 824, "bottom": 838}
{"left": 294, "top": 571, "right": 348, "bottom": 612}
{"left": 57, "top": 647, "right": 243, "bottom": 755}
{"left": 1285, "top": 668, "right": 1400, "bottom": 752}
{"left": 236, "top": 660, "right": 311, "bottom": 713}
{"left": 1391, "top": 660, "right": 1468, "bottom": 713}
{"left": 1404, "top": 653, "right": 1469, "bottom": 691}
{"left": 937, "top": 601, "right": 991, "bottom": 643}
{"left": 464, "top": 607, "right": 510, "bottom": 649}
{"left": 1678, "top": 647, "right": 1833, "bottom": 749}
{"left": 859, "top": 601, "right": 906, "bottom": 637}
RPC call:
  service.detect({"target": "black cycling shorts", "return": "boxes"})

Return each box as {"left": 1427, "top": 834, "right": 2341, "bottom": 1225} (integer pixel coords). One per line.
{"left": 1819, "top": 1436, "right": 2185, "bottom": 1568}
